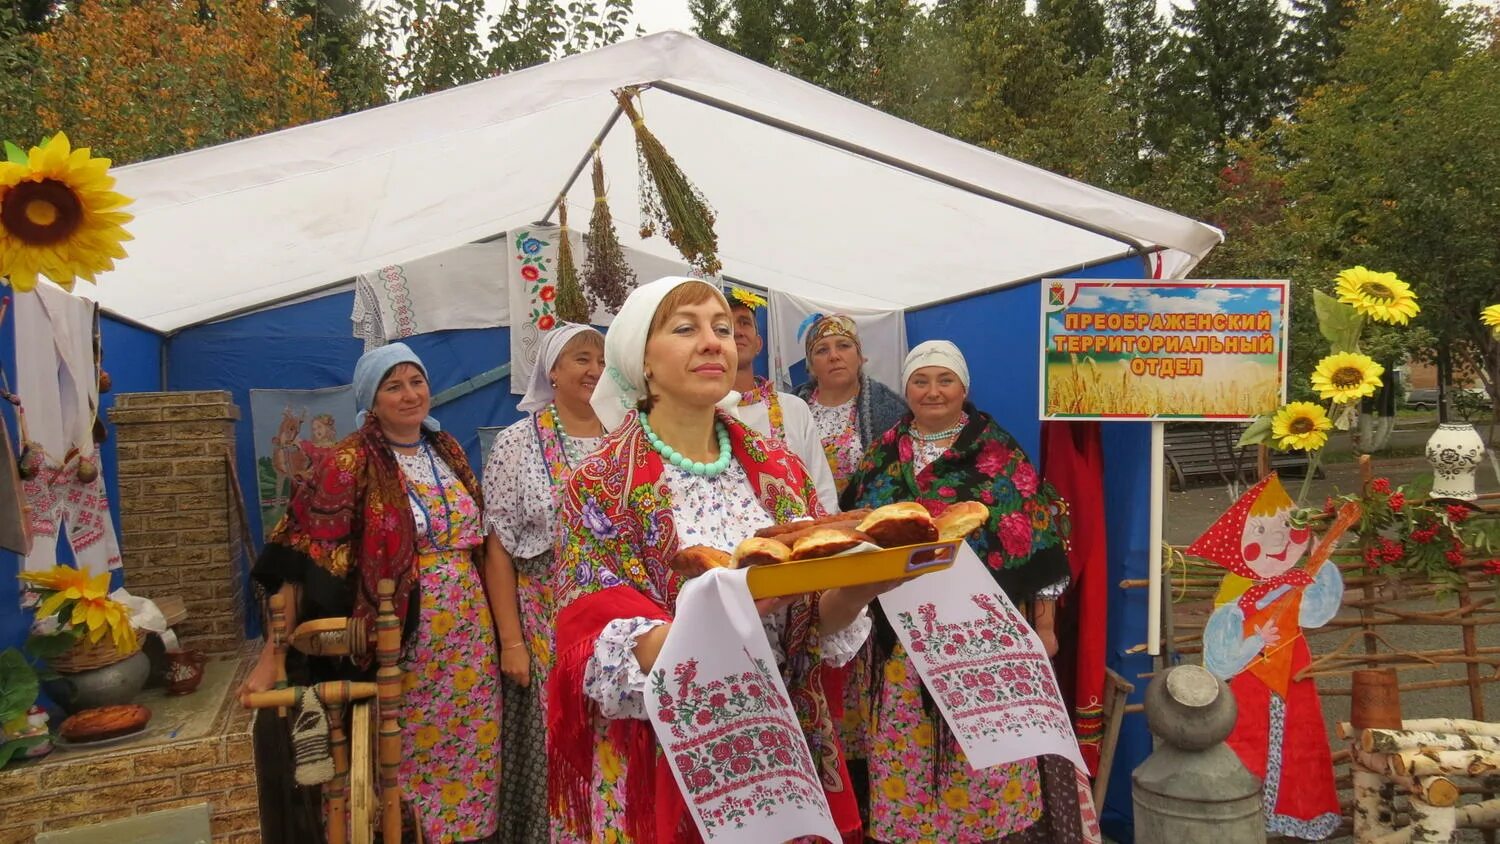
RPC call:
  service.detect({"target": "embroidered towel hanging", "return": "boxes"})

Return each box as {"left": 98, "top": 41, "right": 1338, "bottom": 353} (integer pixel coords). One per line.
{"left": 352, "top": 241, "right": 511, "bottom": 351}
{"left": 645, "top": 568, "right": 840, "bottom": 844}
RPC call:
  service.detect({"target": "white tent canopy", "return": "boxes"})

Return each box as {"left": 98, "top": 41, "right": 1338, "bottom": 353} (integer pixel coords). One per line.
{"left": 96, "top": 31, "right": 1222, "bottom": 333}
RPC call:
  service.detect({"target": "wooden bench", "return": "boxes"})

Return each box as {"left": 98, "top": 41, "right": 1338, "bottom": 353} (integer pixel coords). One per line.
{"left": 1163, "top": 422, "right": 1319, "bottom": 491}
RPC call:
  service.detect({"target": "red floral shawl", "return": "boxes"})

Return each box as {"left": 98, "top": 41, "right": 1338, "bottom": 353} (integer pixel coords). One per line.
{"left": 547, "top": 409, "right": 835, "bottom": 843}
{"left": 255, "top": 416, "right": 482, "bottom": 666}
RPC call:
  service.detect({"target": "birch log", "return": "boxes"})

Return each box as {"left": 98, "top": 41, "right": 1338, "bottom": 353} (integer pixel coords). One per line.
{"left": 1413, "top": 775, "right": 1460, "bottom": 807}
{"left": 1407, "top": 798, "right": 1457, "bottom": 843}
{"left": 1400, "top": 719, "right": 1500, "bottom": 738}
{"left": 1392, "top": 748, "right": 1500, "bottom": 778}
{"left": 1363, "top": 728, "right": 1500, "bottom": 754}
{"left": 1355, "top": 767, "right": 1400, "bottom": 841}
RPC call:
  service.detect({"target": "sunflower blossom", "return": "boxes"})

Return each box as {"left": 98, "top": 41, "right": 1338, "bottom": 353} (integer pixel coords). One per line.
{"left": 68, "top": 593, "right": 136, "bottom": 652}
{"left": 1334, "top": 266, "right": 1420, "bottom": 325}
{"left": 1310, "top": 352, "right": 1384, "bottom": 404}
{"left": 1482, "top": 304, "right": 1500, "bottom": 337}
{"left": 20, "top": 565, "right": 109, "bottom": 619}
{"left": 1271, "top": 402, "right": 1333, "bottom": 451}
{"left": 0, "top": 132, "right": 134, "bottom": 292}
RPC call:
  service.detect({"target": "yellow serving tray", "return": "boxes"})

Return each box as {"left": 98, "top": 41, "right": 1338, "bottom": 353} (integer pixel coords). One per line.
{"left": 745, "top": 539, "right": 962, "bottom": 599}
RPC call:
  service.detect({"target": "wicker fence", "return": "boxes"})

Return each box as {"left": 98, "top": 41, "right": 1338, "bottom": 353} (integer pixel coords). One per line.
{"left": 1123, "top": 461, "right": 1500, "bottom": 841}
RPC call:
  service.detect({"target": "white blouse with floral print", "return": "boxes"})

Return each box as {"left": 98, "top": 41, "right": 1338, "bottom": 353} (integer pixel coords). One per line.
{"left": 584, "top": 461, "right": 871, "bottom": 719}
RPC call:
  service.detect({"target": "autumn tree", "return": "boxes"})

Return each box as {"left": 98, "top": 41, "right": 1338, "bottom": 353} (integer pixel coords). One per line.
{"left": 18, "top": 0, "right": 337, "bottom": 164}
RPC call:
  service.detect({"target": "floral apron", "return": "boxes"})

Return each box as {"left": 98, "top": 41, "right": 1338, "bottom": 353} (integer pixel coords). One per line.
{"left": 398, "top": 450, "right": 502, "bottom": 843}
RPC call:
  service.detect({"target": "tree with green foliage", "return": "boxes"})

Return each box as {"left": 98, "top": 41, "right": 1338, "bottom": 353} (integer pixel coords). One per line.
{"left": 1155, "top": 0, "right": 1294, "bottom": 156}
{"left": 284, "top": 0, "right": 390, "bottom": 112}
{"left": 1284, "top": 0, "right": 1500, "bottom": 415}
{"left": 1037, "top": 0, "right": 1108, "bottom": 68}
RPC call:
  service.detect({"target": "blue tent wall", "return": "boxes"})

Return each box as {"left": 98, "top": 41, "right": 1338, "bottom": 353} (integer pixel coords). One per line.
{"left": 904, "top": 256, "right": 1152, "bottom": 842}
{"left": 0, "top": 312, "right": 163, "bottom": 656}
{"left": 166, "top": 291, "right": 522, "bottom": 545}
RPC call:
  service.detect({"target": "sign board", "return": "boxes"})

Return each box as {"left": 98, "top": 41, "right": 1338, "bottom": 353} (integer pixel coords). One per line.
{"left": 1040, "top": 279, "right": 1288, "bottom": 421}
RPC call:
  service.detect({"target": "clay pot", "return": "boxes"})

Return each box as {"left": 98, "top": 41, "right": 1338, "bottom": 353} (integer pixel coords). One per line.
{"left": 164, "top": 650, "right": 206, "bottom": 696}
{"left": 43, "top": 651, "right": 150, "bottom": 714}
{"left": 1350, "top": 669, "right": 1402, "bottom": 729}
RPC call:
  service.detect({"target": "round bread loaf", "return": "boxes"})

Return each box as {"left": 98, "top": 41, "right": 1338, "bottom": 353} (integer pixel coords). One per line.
{"left": 935, "top": 501, "right": 990, "bottom": 541}
{"left": 669, "top": 545, "right": 733, "bottom": 578}
{"left": 754, "top": 509, "right": 873, "bottom": 540}
{"left": 60, "top": 704, "right": 151, "bottom": 742}
{"left": 857, "top": 503, "right": 939, "bottom": 547}
{"left": 789, "top": 528, "right": 871, "bottom": 561}
{"left": 732, "top": 537, "right": 792, "bottom": 568}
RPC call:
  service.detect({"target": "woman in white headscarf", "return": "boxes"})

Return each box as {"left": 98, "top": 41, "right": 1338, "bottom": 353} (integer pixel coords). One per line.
{"left": 545, "top": 277, "right": 884, "bottom": 843}
{"left": 842, "top": 340, "right": 1080, "bottom": 844}
{"left": 481, "top": 322, "right": 606, "bottom": 844}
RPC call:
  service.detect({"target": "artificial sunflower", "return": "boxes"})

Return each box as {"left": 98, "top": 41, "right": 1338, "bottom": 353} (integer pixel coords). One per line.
{"left": 1310, "top": 352, "right": 1384, "bottom": 404}
{"left": 1333, "top": 266, "right": 1420, "bottom": 325}
{"left": 1271, "top": 401, "right": 1333, "bottom": 452}
{"left": 0, "top": 132, "right": 134, "bottom": 292}
{"left": 19, "top": 565, "right": 108, "bottom": 619}
{"left": 1482, "top": 303, "right": 1500, "bottom": 337}
{"left": 69, "top": 593, "right": 137, "bottom": 652}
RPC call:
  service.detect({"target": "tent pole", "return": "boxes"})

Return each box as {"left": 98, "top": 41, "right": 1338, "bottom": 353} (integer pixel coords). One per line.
{"left": 538, "top": 101, "right": 627, "bottom": 225}
{"left": 648, "top": 81, "right": 1154, "bottom": 254}
{"left": 1148, "top": 420, "right": 1165, "bottom": 658}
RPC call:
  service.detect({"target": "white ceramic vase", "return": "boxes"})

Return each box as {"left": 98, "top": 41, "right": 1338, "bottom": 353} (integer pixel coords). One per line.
{"left": 1425, "top": 423, "right": 1486, "bottom": 501}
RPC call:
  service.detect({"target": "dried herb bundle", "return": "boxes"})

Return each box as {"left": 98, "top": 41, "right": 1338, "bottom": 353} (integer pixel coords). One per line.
{"left": 582, "top": 153, "right": 636, "bottom": 314}
{"left": 618, "top": 90, "right": 722, "bottom": 277}
{"left": 553, "top": 202, "right": 590, "bottom": 324}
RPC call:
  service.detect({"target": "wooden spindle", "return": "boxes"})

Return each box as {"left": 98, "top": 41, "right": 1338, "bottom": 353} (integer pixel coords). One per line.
{"left": 376, "top": 579, "right": 403, "bottom": 844}
{"left": 326, "top": 687, "right": 349, "bottom": 844}
{"left": 269, "top": 592, "right": 290, "bottom": 717}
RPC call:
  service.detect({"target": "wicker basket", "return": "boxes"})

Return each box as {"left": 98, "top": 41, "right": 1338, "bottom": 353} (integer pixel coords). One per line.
{"left": 49, "top": 632, "right": 141, "bottom": 674}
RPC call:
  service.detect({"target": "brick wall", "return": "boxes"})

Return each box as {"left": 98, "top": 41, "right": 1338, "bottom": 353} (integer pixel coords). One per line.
{"left": 0, "top": 708, "right": 257, "bottom": 843}
{"left": 108, "top": 391, "right": 246, "bottom": 658}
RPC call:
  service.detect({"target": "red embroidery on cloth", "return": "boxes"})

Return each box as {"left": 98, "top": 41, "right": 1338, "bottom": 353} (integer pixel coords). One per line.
{"left": 654, "top": 653, "right": 827, "bottom": 834}
{"left": 897, "top": 595, "right": 1072, "bottom": 743}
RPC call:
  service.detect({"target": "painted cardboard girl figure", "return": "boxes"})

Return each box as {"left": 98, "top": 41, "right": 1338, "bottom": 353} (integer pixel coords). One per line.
{"left": 1191, "top": 474, "right": 1343, "bottom": 840}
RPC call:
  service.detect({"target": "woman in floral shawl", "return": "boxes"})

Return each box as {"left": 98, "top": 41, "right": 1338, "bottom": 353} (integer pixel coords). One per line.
{"left": 841, "top": 340, "right": 1079, "bottom": 844}
{"left": 244, "top": 343, "right": 500, "bottom": 843}
{"left": 547, "top": 277, "right": 888, "bottom": 843}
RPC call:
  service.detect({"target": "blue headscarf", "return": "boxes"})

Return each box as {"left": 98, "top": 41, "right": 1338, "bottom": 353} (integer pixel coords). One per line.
{"left": 353, "top": 342, "right": 441, "bottom": 431}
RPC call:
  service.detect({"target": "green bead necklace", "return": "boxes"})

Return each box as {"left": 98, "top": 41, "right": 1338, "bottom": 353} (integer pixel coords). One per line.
{"left": 639, "top": 413, "right": 732, "bottom": 477}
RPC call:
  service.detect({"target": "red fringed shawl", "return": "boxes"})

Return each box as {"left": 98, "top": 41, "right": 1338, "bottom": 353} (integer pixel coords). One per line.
{"left": 260, "top": 416, "right": 482, "bottom": 665}
{"left": 546, "top": 410, "right": 846, "bottom": 842}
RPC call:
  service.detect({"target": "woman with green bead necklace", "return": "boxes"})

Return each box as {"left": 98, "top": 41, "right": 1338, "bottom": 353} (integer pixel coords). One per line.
{"left": 481, "top": 321, "right": 606, "bottom": 843}
{"left": 546, "top": 277, "right": 887, "bottom": 843}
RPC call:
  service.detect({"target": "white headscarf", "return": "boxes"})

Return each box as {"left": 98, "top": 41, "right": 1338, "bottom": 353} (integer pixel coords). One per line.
{"left": 901, "top": 340, "right": 970, "bottom": 390}
{"left": 517, "top": 322, "right": 602, "bottom": 414}
{"left": 590, "top": 276, "right": 742, "bottom": 431}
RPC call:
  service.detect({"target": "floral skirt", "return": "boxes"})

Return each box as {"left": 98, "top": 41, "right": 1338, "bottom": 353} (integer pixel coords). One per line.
{"left": 500, "top": 551, "right": 581, "bottom": 843}
{"left": 867, "top": 644, "right": 1041, "bottom": 843}
{"left": 400, "top": 548, "right": 502, "bottom": 842}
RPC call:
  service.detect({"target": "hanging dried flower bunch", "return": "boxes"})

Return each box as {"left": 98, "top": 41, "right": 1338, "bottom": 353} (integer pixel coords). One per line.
{"left": 617, "top": 90, "right": 722, "bottom": 277}
{"left": 552, "top": 202, "right": 590, "bottom": 324}
{"left": 582, "top": 153, "right": 636, "bottom": 314}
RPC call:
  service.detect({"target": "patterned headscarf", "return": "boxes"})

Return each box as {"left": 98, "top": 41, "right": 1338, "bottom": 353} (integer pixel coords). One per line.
{"left": 1185, "top": 473, "right": 1314, "bottom": 613}
{"left": 798, "top": 313, "right": 859, "bottom": 360}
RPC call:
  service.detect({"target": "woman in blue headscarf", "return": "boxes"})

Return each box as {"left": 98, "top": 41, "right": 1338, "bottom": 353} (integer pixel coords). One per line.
{"left": 243, "top": 342, "right": 501, "bottom": 843}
